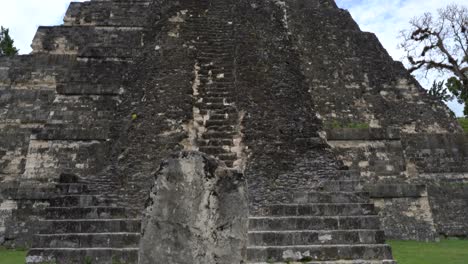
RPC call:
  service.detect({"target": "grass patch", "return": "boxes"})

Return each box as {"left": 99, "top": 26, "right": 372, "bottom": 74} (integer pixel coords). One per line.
{"left": 0, "top": 247, "right": 27, "bottom": 264}
{"left": 458, "top": 118, "right": 468, "bottom": 133}
{"left": 388, "top": 239, "right": 468, "bottom": 264}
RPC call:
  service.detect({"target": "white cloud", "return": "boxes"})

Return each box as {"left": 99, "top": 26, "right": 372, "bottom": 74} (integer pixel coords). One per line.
{"left": 336, "top": 0, "right": 466, "bottom": 116}
{"left": 0, "top": 0, "right": 87, "bottom": 54}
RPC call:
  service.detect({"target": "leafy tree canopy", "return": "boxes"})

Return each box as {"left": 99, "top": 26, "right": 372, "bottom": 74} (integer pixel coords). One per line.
{"left": 0, "top": 26, "right": 19, "bottom": 56}
{"left": 399, "top": 4, "right": 468, "bottom": 116}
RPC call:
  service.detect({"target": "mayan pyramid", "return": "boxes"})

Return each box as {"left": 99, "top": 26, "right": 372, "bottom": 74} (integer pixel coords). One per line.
{"left": 0, "top": 0, "right": 467, "bottom": 263}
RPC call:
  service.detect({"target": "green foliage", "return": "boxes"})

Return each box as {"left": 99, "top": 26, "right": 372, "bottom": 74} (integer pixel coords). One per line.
{"left": 388, "top": 239, "right": 468, "bottom": 264}
{"left": 325, "top": 120, "right": 370, "bottom": 129}
{"left": 427, "top": 80, "right": 454, "bottom": 102}
{"left": 0, "top": 26, "right": 18, "bottom": 56}
{"left": 446, "top": 77, "right": 464, "bottom": 99}
{"left": 458, "top": 118, "right": 468, "bottom": 133}
{"left": 112, "top": 257, "right": 125, "bottom": 264}
{"left": 84, "top": 256, "right": 93, "bottom": 264}
{"left": 0, "top": 247, "right": 27, "bottom": 264}
{"left": 300, "top": 256, "right": 314, "bottom": 262}
{"left": 446, "top": 77, "right": 468, "bottom": 116}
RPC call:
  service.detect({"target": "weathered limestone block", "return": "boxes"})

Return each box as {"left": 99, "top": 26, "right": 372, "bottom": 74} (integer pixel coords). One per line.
{"left": 0, "top": 200, "right": 17, "bottom": 244}
{"left": 138, "top": 151, "right": 248, "bottom": 264}
{"left": 369, "top": 184, "right": 438, "bottom": 241}
{"left": 22, "top": 140, "right": 108, "bottom": 182}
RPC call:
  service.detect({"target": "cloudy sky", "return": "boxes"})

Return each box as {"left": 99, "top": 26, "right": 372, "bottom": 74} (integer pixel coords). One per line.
{"left": 0, "top": 0, "right": 465, "bottom": 116}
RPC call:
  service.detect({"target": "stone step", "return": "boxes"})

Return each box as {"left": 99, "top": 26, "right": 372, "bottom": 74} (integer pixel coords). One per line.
{"left": 204, "top": 117, "right": 234, "bottom": 124}
{"left": 275, "top": 181, "right": 365, "bottom": 194}
{"left": 216, "top": 152, "right": 238, "bottom": 161}
{"left": 199, "top": 76, "right": 234, "bottom": 83}
{"left": 333, "top": 170, "right": 362, "bottom": 180}
{"left": 186, "top": 28, "right": 234, "bottom": 34}
{"left": 32, "top": 125, "right": 111, "bottom": 141}
{"left": 290, "top": 192, "right": 370, "bottom": 204}
{"left": 56, "top": 183, "right": 91, "bottom": 194}
{"left": 198, "top": 146, "right": 231, "bottom": 155}
{"left": 198, "top": 60, "right": 233, "bottom": 68}
{"left": 198, "top": 138, "right": 233, "bottom": 146}
{"left": 48, "top": 195, "right": 117, "bottom": 207}
{"left": 198, "top": 73, "right": 233, "bottom": 79}
{"left": 45, "top": 207, "right": 132, "bottom": 220}
{"left": 199, "top": 68, "right": 233, "bottom": 74}
{"left": 203, "top": 125, "right": 237, "bottom": 133}
{"left": 190, "top": 34, "right": 234, "bottom": 39}
{"left": 196, "top": 102, "right": 235, "bottom": 110}
{"left": 207, "top": 113, "right": 233, "bottom": 120}
{"left": 247, "top": 244, "right": 393, "bottom": 262}
{"left": 185, "top": 24, "right": 235, "bottom": 30}
{"left": 200, "top": 97, "right": 225, "bottom": 104}
{"left": 202, "top": 124, "right": 236, "bottom": 132}
{"left": 196, "top": 48, "right": 235, "bottom": 54}
{"left": 26, "top": 248, "right": 139, "bottom": 264}
{"left": 33, "top": 233, "right": 140, "bottom": 248}
{"left": 204, "top": 91, "right": 231, "bottom": 97}
{"left": 38, "top": 219, "right": 141, "bottom": 234}
{"left": 192, "top": 40, "right": 236, "bottom": 47}
{"left": 198, "top": 106, "right": 237, "bottom": 114}
{"left": 202, "top": 86, "right": 233, "bottom": 92}
{"left": 319, "top": 181, "right": 364, "bottom": 192}
{"left": 275, "top": 181, "right": 364, "bottom": 192}
{"left": 248, "top": 230, "right": 385, "bottom": 246}
{"left": 197, "top": 55, "right": 233, "bottom": 62}
{"left": 202, "top": 130, "right": 237, "bottom": 139}
{"left": 258, "top": 203, "right": 376, "bottom": 217}
{"left": 249, "top": 216, "right": 381, "bottom": 231}
{"left": 199, "top": 63, "right": 234, "bottom": 70}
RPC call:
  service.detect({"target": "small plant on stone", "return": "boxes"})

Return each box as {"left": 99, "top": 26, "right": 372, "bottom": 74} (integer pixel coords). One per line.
{"left": 458, "top": 118, "right": 468, "bottom": 133}
{"left": 112, "top": 256, "right": 125, "bottom": 264}
{"left": 84, "top": 256, "right": 93, "bottom": 264}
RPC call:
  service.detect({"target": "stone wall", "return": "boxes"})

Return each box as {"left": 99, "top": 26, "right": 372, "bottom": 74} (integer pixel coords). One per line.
{"left": 234, "top": 0, "right": 343, "bottom": 213}
{"left": 1, "top": 0, "right": 468, "bottom": 248}
{"left": 325, "top": 128, "right": 468, "bottom": 239}
{"left": 325, "top": 128, "right": 439, "bottom": 240}
{"left": 272, "top": 0, "right": 468, "bottom": 240}
{"left": 0, "top": 0, "right": 164, "bottom": 246}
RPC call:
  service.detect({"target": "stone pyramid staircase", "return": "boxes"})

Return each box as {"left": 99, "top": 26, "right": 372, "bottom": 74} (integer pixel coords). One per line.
{"left": 183, "top": 0, "right": 241, "bottom": 168}
{"left": 178, "top": 1, "right": 396, "bottom": 263}
{"left": 16, "top": 0, "right": 398, "bottom": 263}
{"left": 26, "top": 174, "right": 140, "bottom": 264}
{"left": 247, "top": 170, "right": 396, "bottom": 264}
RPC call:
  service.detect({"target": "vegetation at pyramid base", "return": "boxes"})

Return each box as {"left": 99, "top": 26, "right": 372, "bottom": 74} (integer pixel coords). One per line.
{"left": 459, "top": 118, "right": 468, "bottom": 133}
{"left": 400, "top": 4, "right": 468, "bottom": 117}
{"left": 0, "top": 247, "right": 27, "bottom": 264}
{"left": 389, "top": 239, "right": 468, "bottom": 264}
{"left": 0, "top": 26, "right": 19, "bottom": 56}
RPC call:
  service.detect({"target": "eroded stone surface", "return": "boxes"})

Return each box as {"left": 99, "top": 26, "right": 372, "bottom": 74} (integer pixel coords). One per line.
{"left": 138, "top": 151, "right": 248, "bottom": 264}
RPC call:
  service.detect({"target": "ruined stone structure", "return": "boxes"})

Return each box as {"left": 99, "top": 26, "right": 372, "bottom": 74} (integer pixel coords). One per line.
{"left": 0, "top": 0, "right": 467, "bottom": 263}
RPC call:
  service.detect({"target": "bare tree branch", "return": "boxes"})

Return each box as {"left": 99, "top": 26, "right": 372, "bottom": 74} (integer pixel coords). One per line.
{"left": 400, "top": 4, "right": 468, "bottom": 116}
